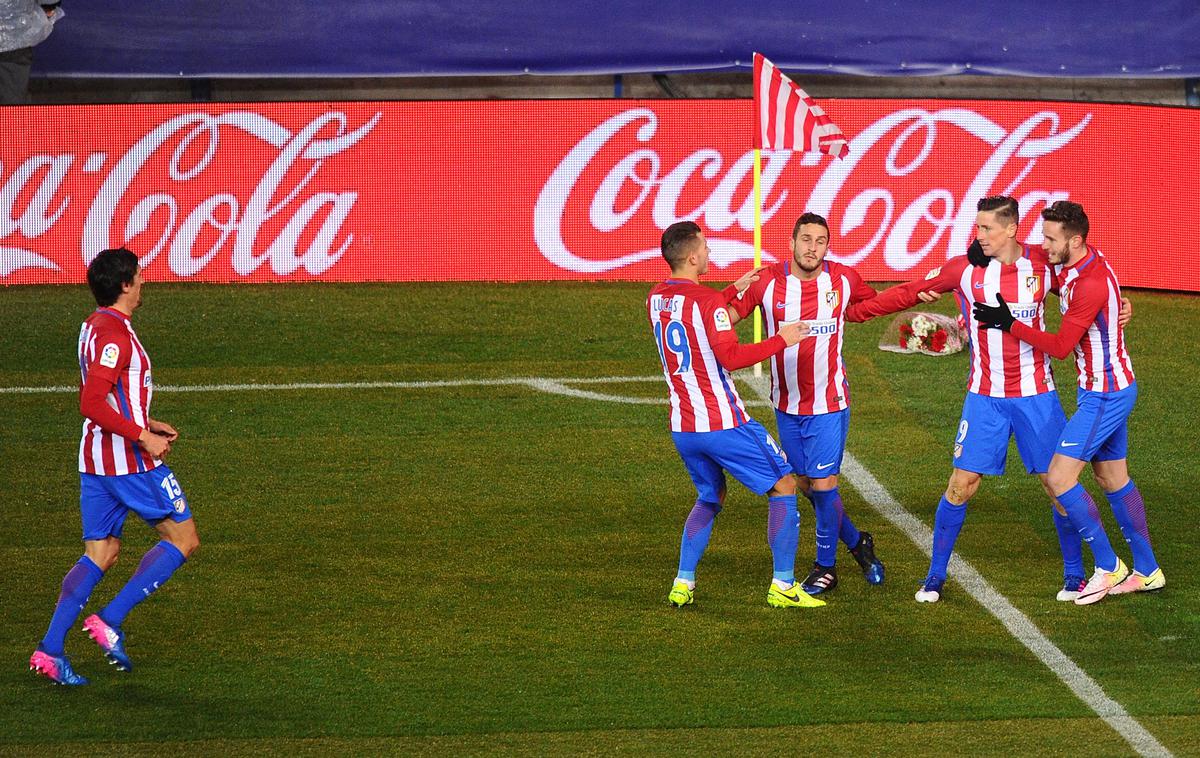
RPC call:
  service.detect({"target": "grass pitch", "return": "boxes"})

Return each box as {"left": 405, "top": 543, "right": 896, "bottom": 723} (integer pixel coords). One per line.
{"left": 1, "top": 282, "right": 1197, "bottom": 756}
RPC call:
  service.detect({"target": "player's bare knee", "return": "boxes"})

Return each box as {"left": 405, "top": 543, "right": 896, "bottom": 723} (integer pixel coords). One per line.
{"left": 1044, "top": 470, "right": 1076, "bottom": 497}
{"left": 1092, "top": 470, "right": 1126, "bottom": 493}
{"left": 945, "top": 471, "right": 980, "bottom": 504}
{"left": 811, "top": 474, "right": 837, "bottom": 491}
{"left": 769, "top": 473, "right": 797, "bottom": 496}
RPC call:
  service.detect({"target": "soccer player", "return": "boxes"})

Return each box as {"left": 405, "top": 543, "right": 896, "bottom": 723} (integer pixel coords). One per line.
{"left": 650, "top": 221, "right": 823, "bottom": 609}
{"left": 974, "top": 200, "right": 1163, "bottom": 604}
{"left": 721, "top": 212, "right": 932, "bottom": 595}
{"left": 29, "top": 248, "right": 200, "bottom": 686}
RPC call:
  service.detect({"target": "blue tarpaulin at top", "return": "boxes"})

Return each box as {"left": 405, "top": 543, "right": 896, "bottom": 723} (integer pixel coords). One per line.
{"left": 32, "top": 1, "right": 1200, "bottom": 79}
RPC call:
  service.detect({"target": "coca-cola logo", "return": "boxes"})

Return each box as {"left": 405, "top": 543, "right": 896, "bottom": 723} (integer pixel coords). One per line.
{"left": 0, "top": 110, "right": 380, "bottom": 277}
{"left": 533, "top": 106, "right": 1090, "bottom": 273}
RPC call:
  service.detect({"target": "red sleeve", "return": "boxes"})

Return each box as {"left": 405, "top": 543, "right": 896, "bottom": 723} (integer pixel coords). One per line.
{"left": 702, "top": 299, "right": 788, "bottom": 371}
{"left": 1010, "top": 277, "right": 1106, "bottom": 360}
{"left": 80, "top": 373, "right": 145, "bottom": 440}
{"left": 79, "top": 330, "right": 144, "bottom": 441}
{"left": 845, "top": 259, "right": 965, "bottom": 322}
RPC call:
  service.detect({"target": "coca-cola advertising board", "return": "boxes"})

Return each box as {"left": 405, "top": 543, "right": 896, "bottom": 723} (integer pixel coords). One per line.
{"left": 1, "top": 99, "right": 1197, "bottom": 290}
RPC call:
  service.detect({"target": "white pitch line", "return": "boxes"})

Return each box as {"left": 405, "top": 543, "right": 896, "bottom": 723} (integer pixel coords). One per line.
{"left": 0, "top": 375, "right": 660, "bottom": 395}
{"left": 0, "top": 374, "right": 773, "bottom": 407}
{"left": 740, "top": 374, "right": 1170, "bottom": 758}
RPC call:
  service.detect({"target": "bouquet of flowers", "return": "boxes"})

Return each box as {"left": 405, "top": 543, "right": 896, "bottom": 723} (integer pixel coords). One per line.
{"left": 879, "top": 312, "right": 966, "bottom": 356}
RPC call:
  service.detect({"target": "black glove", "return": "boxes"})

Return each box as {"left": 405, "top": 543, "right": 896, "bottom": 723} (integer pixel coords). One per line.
{"left": 966, "top": 239, "right": 989, "bottom": 268}
{"left": 972, "top": 295, "right": 1015, "bottom": 331}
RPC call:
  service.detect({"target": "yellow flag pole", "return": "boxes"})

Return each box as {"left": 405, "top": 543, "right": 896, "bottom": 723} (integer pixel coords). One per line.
{"left": 752, "top": 148, "right": 763, "bottom": 378}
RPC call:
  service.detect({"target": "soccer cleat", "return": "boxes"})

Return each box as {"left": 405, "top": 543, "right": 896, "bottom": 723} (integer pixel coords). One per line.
{"left": 800, "top": 563, "right": 838, "bottom": 595}
{"left": 767, "top": 581, "right": 826, "bottom": 608}
{"left": 1056, "top": 575, "right": 1087, "bottom": 602}
{"left": 848, "top": 532, "right": 885, "bottom": 585}
{"left": 667, "top": 580, "right": 694, "bottom": 607}
{"left": 915, "top": 575, "right": 944, "bottom": 603}
{"left": 29, "top": 649, "right": 89, "bottom": 686}
{"left": 1074, "top": 558, "right": 1129, "bottom": 606}
{"left": 82, "top": 614, "right": 132, "bottom": 671}
{"left": 1108, "top": 567, "right": 1166, "bottom": 595}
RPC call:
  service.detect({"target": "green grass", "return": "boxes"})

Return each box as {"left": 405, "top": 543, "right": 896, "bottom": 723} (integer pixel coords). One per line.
{"left": 0, "top": 282, "right": 1197, "bottom": 756}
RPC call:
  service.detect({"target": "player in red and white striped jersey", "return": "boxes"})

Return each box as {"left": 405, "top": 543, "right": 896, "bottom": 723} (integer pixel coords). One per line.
{"left": 30, "top": 249, "right": 200, "bottom": 686}
{"left": 78, "top": 303, "right": 161, "bottom": 476}
{"left": 650, "top": 222, "right": 823, "bottom": 610}
{"left": 722, "top": 213, "right": 934, "bottom": 594}
{"left": 975, "top": 201, "right": 1162, "bottom": 603}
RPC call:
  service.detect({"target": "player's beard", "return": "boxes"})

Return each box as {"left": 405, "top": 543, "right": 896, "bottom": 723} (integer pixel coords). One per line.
{"left": 796, "top": 254, "right": 823, "bottom": 273}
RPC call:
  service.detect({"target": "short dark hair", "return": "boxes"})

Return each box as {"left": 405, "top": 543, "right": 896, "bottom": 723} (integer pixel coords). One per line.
{"left": 791, "top": 212, "right": 829, "bottom": 240}
{"left": 660, "top": 221, "right": 702, "bottom": 270}
{"left": 86, "top": 248, "right": 139, "bottom": 307}
{"left": 977, "top": 195, "right": 1019, "bottom": 227}
{"left": 1041, "top": 200, "right": 1089, "bottom": 241}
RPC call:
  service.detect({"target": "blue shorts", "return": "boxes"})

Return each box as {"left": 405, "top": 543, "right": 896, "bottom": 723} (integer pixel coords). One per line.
{"left": 775, "top": 408, "right": 850, "bottom": 478}
{"left": 1057, "top": 383, "right": 1137, "bottom": 462}
{"left": 80, "top": 465, "right": 193, "bottom": 541}
{"left": 953, "top": 391, "right": 1066, "bottom": 476}
{"left": 672, "top": 419, "right": 791, "bottom": 502}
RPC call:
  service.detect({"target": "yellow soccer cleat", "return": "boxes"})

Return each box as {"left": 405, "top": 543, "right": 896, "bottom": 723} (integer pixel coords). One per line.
{"left": 1108, "top": 567, "right": 1166, "bottom": 595}
{"left": 767, "top": 581, "right": 826, "bottom": 608}
{"left": 668, "top": 579, "right": 694, "bottom": 607}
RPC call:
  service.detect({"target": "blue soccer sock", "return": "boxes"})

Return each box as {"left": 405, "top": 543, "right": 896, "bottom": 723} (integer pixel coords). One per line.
{"left": 1105, "top": 480, "right": 1159, "bottom": 576}
{"left": 767, "top": 495, "right": 799, "bottom": 584}
{"left": 1051, "top": 505, "right": 1085, "bottom": 579}
{"left": 99, "top": 541, "right": 186, "bottom": 628}
{"left": 40, "top": 556, "right": 105, "bottom": 656}
{"left": 928, "top": 496, "right": 967, "bottom": 581}
{"left": 811, "top": 488, "right": 842, "bottom": 567}
{"left": 676, "top": 500, "right": 721, "bottom": 581}
{"left": 1056, "top": 484, "right": 1118, "bottom": 572}
{"left": 834, "top": 494, "right": 861, "bottom": 551}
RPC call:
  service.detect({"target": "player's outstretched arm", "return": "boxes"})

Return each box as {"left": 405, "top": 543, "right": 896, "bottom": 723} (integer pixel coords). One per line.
{"left": 973, "top": 290, "right": 1099, "bottom": 360}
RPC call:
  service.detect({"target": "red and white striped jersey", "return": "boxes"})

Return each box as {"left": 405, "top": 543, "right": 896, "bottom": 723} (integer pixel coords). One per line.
{"left": 1013, "top": 246, "right": 1134, "bottom": 392}
{"left": 916, "top": 247, "right": 1059, "bottom": 398}
{"left": 648, "top": 279, "right": 787, "bottom": 433}
{"left": 77, "top": 308, "right": 160, "bottom": 476}
{"left": 726, "top": 260, "right": 877, "bottom": 415}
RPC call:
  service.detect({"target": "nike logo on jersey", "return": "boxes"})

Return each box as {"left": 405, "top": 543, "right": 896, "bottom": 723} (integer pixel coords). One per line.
{"left": 1061, "top": 441, "right": 1080, "bottom": 447}
{"left": 775, "top": 303, "right": 786, "bottom": 309}
{"left": 816, "top": 462, "right": 835, "bottom": 470}
{"left": 973, "top": 282, "right": 985, "bottom": 289}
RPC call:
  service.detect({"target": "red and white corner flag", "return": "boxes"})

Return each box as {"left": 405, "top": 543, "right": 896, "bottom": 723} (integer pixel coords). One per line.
{"left": 753, "top": 52, "right": 849, "bottom": 158}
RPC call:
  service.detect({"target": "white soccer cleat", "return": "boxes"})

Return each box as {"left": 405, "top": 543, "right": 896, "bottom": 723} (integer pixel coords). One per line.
{"left": 1074, "top": 558, "right": 1129, "bottom": 606}
{"left": 915, "top": 575, "right": 944, "bottom": 603}
{"left": 1108, "top": 567, "right": 1165, "bottom": 595}
{"left": 1056, "top": 575, "right": 1086, "bottom": 602}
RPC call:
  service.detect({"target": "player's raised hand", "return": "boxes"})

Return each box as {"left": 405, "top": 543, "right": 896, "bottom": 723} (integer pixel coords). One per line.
{"left": 138, "top": 429, "right": 171, "bottom": 459}
{"left": 972, "top": 295, "right": 1015, "bottom": 331}
{"left": 149, "top": 418, "right": 179, "bottom": 442}
{"left": 776, "top": 320, "right": 812, "bottom": 345}
{"left": 733, "top": 266, "right": 767, "bottom": 294}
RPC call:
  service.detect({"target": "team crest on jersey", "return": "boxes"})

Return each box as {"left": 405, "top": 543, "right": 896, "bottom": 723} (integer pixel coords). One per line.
{"left": 924, "top": 267, "right": 941, "bottom": 281}
{"left": 1025, "top": 275, "right": 1041, "bottom": 295}
{"left": 953, "top": 443, "right": 963, "bottom": 459}
{"left": 825, "top": 290, "right": 840, "bottom": 309}
{"left": 99, "top": 343, "right": 120, "bottom": 368}
{"left": 173, "top": 497, "right": 187, "bottom": 514}
{"left": 713, "top": 307, "right": 732, "bottom": 332}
